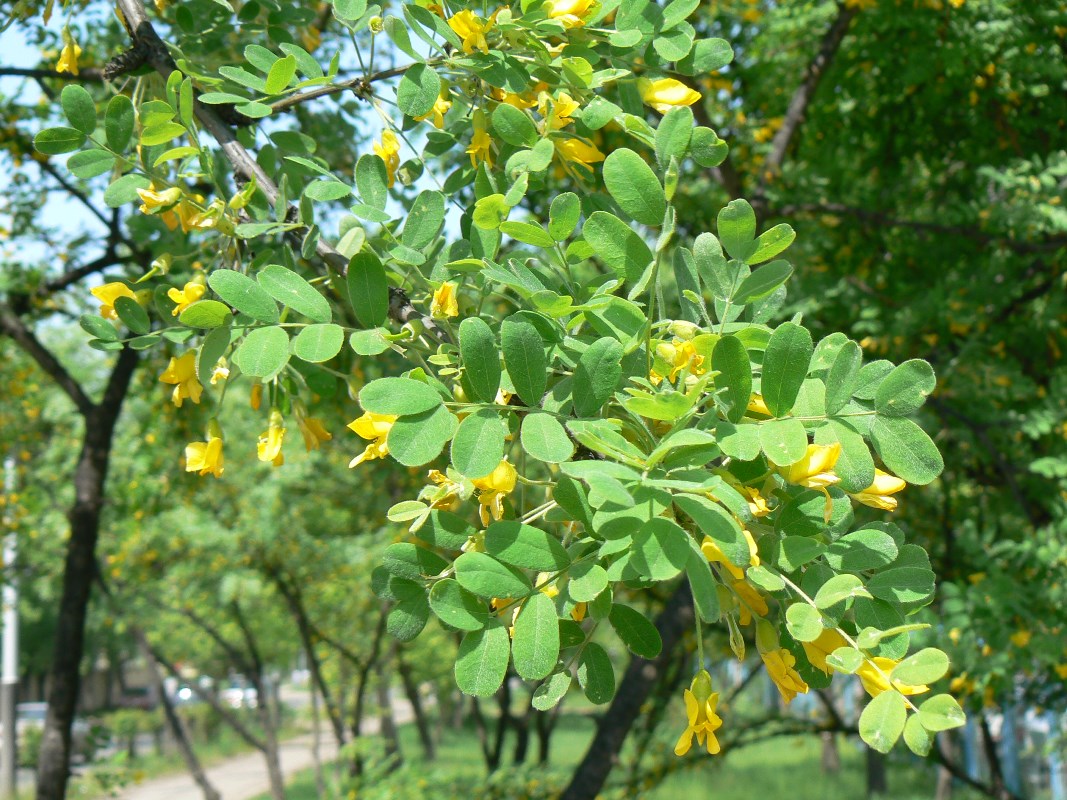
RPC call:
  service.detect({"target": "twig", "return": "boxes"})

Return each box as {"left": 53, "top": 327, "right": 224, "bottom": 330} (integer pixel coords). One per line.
{"left": 0, "top": 66, "right": 104, "bottom": 82}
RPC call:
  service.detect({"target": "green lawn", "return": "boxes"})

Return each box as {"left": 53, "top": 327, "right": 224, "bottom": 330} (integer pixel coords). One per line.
{"left": 257, "top": 714, "right": 986, "bottom": 800}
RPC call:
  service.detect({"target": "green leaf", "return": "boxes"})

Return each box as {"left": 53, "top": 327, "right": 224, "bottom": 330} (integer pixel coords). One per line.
{"left": 892, "top": 648, "right": 949, "bottom": 685}
{"left": 678, "top": 37, "right": 733, "bottom": 74}
{"left": 233, "top": 326, "right": 290, "bottom": 379}
{"left": 499, "top": 221, "right": 555, "bottom": 248}
{"left": 455, "top": 625, "right": 511, "bottom": 697}
{"left": 778, "top": 537, "right": 824, "bottom": 572}
{"left": 826, "top": 527, "right": 898, "bottom": 572}
{"left": 917, "top": 694, "right": 966, "bottom": 732}
{"left": 103, "top": 174, "right": 152, "bottom": 208}
{"left": 785, "top": 604, "right": 824, "bottom": 643}
{"left": 179, "top": 300, "right": 232, "bottom": 329}
{"left": 567, "top": 562, "right": 608, "bottom": 603}
{"left": 813, "top": 420, "right": 875, "bottom": 493}
{"left": 382, "top": 542, "right": 450, "bottom": 580}
{"left": 532, "top": 672, "right": 572, "bottom": 711}
{"left": 655, "top": 106, "right": 694, "bottom": 168}
{"left": 455, "top": 551, "right": 532, "bottom": 598}
{"left": 492, "top": 103, "right": 538, "bottom": 147}
{"left": 292, "top": 323, "right": 344, "bottom": 363}
{"left": 346, "top": 252, "right": 389, "bottom": 328}
{"left": 674, "top": 494, "right": 748, "bottom": 566}
{"left": 61, "top": 85, "right": 96, "bottom": 135}
{"left": 257, "top": 264, "right": 332, "bottom": 323}
{"left": 825, "top": 341, "right": 863, "bottom": 415}
{"left": 572, "top": 337, "right": 623, "bottom": 417}
{"left": 749, "top": 224, "right": 795, "bottom": 265}
{"left": 34, "top": 127, "right": 86, "bottom": 155}
{"left": 712, "top": 335, "right": 751, "bottom": 423}
{"left": 112, "top": 296, "right": 149, "bottom": 335}
{"left": 451, "top": 409, "right": 507, "bottom": 479}
{"left": 402, "top": 190, "right": 446, "bottom": 250}
{"left": 577, "top": 642, "right": 615, "bottom": 704}
{"left": 716, "top": 420, "right": 760, "bottom": 460}
{"left": 582, "top": 212, "right": 654, "bottom": 285}
{"left": 512, "top": 592, "right": 560, "bottom": 681}
{"left": 397, "top": 63, "right": 442, "bottom": 118}
{"left": 334, "top": 0, "right": 369, "bottom": 20}
{"left": 866, "top": 567, "right": 935, "bottom": 605}
{"left": 762, "top": 322, "right": 813, "bottom": 417}
{"left": 80, "top": 314, "right": 118, "bottom": 342}
{"left": 814, "top": 574, "right": 871, "bottom": 609}
{"left": 549, "top": 192, "right": 581, "bottom": 241}
{"left": 349, "top": 328, "right": 390, "bottom": 356}
{"left": 105, "top": 95, "right": 136, "bottom": 152}
{"left": 140, "top": 121, "right": 186, "bottom": 147}
{"left": 693, "top": 233, "right": 731, "bottom": 301}
{"left": 264, "top": 54, "right": 297, "bottom": 94}
{"left": 359, "top": 377, "right": 443, "bottom": 415}
{"left": 196, "top": 326, "right": 232, "bottom": 382}
{"left": 429, "top": 579, "right": 489, "bottom": 631}
{"left": 630, "top": 517, "right": 690, "bottom": 581}
{"left": 759, "top": 417, "right": 808, "bottom": 466}
{"left": 304, "top": 180, "right": 352, "bottom": 201}
{"left": 859, "top": 689, "right": 907, "bottom": 754}
{"left": 609, "top": 604, "right": 662, "bottom": 659}
{"left": 208, "top": 271, "right": 280, "bottom": 323}
{"left": 903, "top": 715, "right": 933, "bottom": 757}
{"left": 485, "top": 521, "right": 570, "bottom": 572}
{"left": 501, "top": 317, "right": 547, "bottom": 405}
{"left": 871, "top": 417, "right": 943, "bottom": 485}
{"left": 67, "top": 149, "right": 115, "bottom": 179}
{"left": 686, "top": 545, "right": 720, "bottom": 622}
{"left": 602, "top": 149, "right": 666, "bottom": 226}
{"left": 459, "top": 317, "right": 501, "bottom": 403}
{"left": 520, "top": 413, "right": 574, "bottom": 463}
{"left": 875, "top": 359, "right": 936, "bottom": 417}
{"left": 826, "top": 646, "right": 864, "bottom": 674}
{"left": 690, "top": 127, "right": 728, "bottom": 167}
{"left": 356, "top": 153, "right": 389, "bottom": 209}
{"left": 733, "top": 260, "right": 793, "bottom": 304}
{"left": 388, "top": 590, "right": 429, "bottom": 642}
{"left": 717, "top": 199, "right": 756, "bottom": 261}
{"left": 387, "top": 405, "right": 458, "bottom": 466}
{"left": 653, "top": 27, "right": 693, "bottom": 60}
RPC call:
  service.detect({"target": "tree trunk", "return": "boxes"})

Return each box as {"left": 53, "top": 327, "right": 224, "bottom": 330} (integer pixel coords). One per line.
{"left": 559, "top": 584, "right": 693, "bottom": 800}
{"left": 35, "top": 347, "right": 138, "bottom": 800}
{"left": 376, "top": 660, "right": 402, "bottom": 769}
{"left": 866, "top": 748, "right": 888, "bottom": 797}
{"left": 936, "top": 731, "right": 955, "bottom": 800}
{"left": 349, "top": 605, "right": 388, "bottom": 777}
{"left": 397, "top": 650, "right": 434, "bottom": 761}
{"left": 134, "top": 629, "right": 221, "bottom": 800}
{"left": 310, "top": 677, "right": 325, "bottom": 799}
{"left": 821, "top": 732, "right": 841, "bottom": 773}
{"left": 512, "top": 697, "right": 533, "bottom": 766}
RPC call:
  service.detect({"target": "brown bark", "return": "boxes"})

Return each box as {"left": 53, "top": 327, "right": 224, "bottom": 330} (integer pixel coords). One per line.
{"left": 866, "top": 749, "right": 888, "bottom": 797}
{"left": 397, "top": 649, "right": 435, "bottom": 761}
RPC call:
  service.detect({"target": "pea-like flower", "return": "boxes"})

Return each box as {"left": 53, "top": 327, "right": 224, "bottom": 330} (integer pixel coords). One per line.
{"left": 857, "top": 656, "right": 929, "bottom": 698}
{"left": 185, "top": 436, "right": 224, "bottom": 478}
{"left": 849, "top": 469, "right": 906, "bottom": 511}
{"left": 159, "top": 352, "right": 203, "bottom": 407}
{"left": 431, "top": 282, "right": 460, "bottom": 319}
{"left": 674, "top": 669, "right": 723, "bottom": 756}
{"left": 374, "top": 130, "right": 401, "bottom": 188}
{"left": 167, "top": 280, "right": 206, "bottom": 316}
{"left": 638, "top": 78, "right": 702, "bottom": 114}
{"left": 90, "top": 282, "right": 137, "bottom": 320}
{"left": 348, "top": 411, "right": 397, "bottom": 468}
{"left": 472, "top": 459, "right": 517, "bottom": 526}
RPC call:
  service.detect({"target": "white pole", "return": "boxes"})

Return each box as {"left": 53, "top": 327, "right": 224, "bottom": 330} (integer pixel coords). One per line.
{"left": 1, "top": 453, "right": 18, "bottom": 798}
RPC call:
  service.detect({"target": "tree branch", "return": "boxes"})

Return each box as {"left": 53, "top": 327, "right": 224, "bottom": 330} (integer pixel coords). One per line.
{"left": 268, "top": 62, "right": 423, "bottom": 115}
{"left": 0, "top": 304, "right": 95, "bottom": 416}
{"left": 755, "top": 3, "right": 857, "bottom": 204}
{"left": 0, "top": 66, "right": 104, "bottom": 82}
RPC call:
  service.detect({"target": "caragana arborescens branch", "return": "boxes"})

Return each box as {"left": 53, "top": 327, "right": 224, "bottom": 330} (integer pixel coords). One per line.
{"left": 32, "top": 0, "right": 967, "bottom": 792}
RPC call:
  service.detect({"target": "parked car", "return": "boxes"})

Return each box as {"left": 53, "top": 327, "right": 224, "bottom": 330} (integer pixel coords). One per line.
{"left": 3, "top": 703, "right": 95, "bottom": 762}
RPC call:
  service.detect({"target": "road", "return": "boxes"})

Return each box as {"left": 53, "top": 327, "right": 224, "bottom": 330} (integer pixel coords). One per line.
{"left": 117, "top": 696, "right": 413, "bottom": 800}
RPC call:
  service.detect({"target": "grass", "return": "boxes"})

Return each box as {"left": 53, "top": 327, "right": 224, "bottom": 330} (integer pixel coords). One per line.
{"left": 253, "top": 714, "right": 985, "bottom": 800}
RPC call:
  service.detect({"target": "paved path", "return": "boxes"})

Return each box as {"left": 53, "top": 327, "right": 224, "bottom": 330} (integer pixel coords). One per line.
{"left": 118, "top": 699, "right": 413, "bottom": 800}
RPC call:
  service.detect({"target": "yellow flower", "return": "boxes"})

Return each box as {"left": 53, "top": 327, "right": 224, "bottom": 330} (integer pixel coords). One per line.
{"left": 424, "top": 469, "right": 464, "bottom": 511}
{"left": 743, "top": 487, "right": 771, "bottom": 517}
{"left": 300, "top": 25, "right": 322, "bottom": 52}
{"left": 544, "top": 0, "right": 595, "bottom": 27}
{"left": 554, "top": 137, "right": 605, "bottom": 169}
{"left": 414, "top": 87, "right": 452, "bottom": 129}
{"left": 761, "top": 647, "right": 809, "bottom": 703}
{"left": 159, "top": 352, "right": 203, "bottom": 407}
{"left": 374, "top": 130, "right": 401, "bottom": 188}
{"left": 733, "top": 580, "right": 768, "bottom": 626}
{"left": 1010, "top": 629, "right": 1031, "bottom": 648}
{"left": 570, "top": 602, "right": 587, "bottom": 622}
{"left": 849, "top": 469, "right": 907, "bottom": 511}
{"left": 857, "top": 657, "right": 930, "bottom": 698}
{"left": 777, "top": 443, "right": 841, "bottom": 488}
{"left": 298, "top": 416, "right": 332, "bottom": 452}
{"left": 250, "top": 382, "right": 263, "bottom": 410}
{"left": 651, "top": 339, "right": 705, "bottom": 384}
{"left": 167, "top": 280, "right": 206, "bottom": 316}
{"left": 493, "top": 87, "right": 540, "bottom": 109}
{"left": 701, "top": 530, "right": 756, "bottom": 581}
{"left": 447, "top": 9, "right": 494, "bottom": 53}
{"left": 90, "top": 282, "right": 137, "bottom": 320}
{"left": 466, "top": 110, "right": 493, "bottom": 168}
{"left": 801, "top": 628, "right": 848, "bottom": 676}
{"left": 746, "top": 393, "right": 771, "bottom": 416}
{"left": 56, "top": 38, "right": 82, "bottom": 75}
{"left": 210, "top": 358, "right": 229, "bottom": 385}
{"left": 257, "top": 409, "right": 286, "bottom": 467}
{"left": 431, "top": 282, "right": 460, "bottom": 319}
{"left": 348, "top": 411, "right": 397, "bottom": 467}
{"left": 539, "top": 92, "right": 580, "bottom": 131}
{"left": 1055, "top": 664, "right": 1067, "bottom": 680}
{"left": 674, "top": 670, "right": 722, "bottom": 756}
{"left": 185, "top": 437, "right": 224, "bottom": 478}
{"left": 137, "top": 186, "right": 182, "bottom": 217}
{"left": 637, "top": 78, "right": 702, "bottom": 114}
{"left": 472, "top": 459, "right": 517, "bottom": 526}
